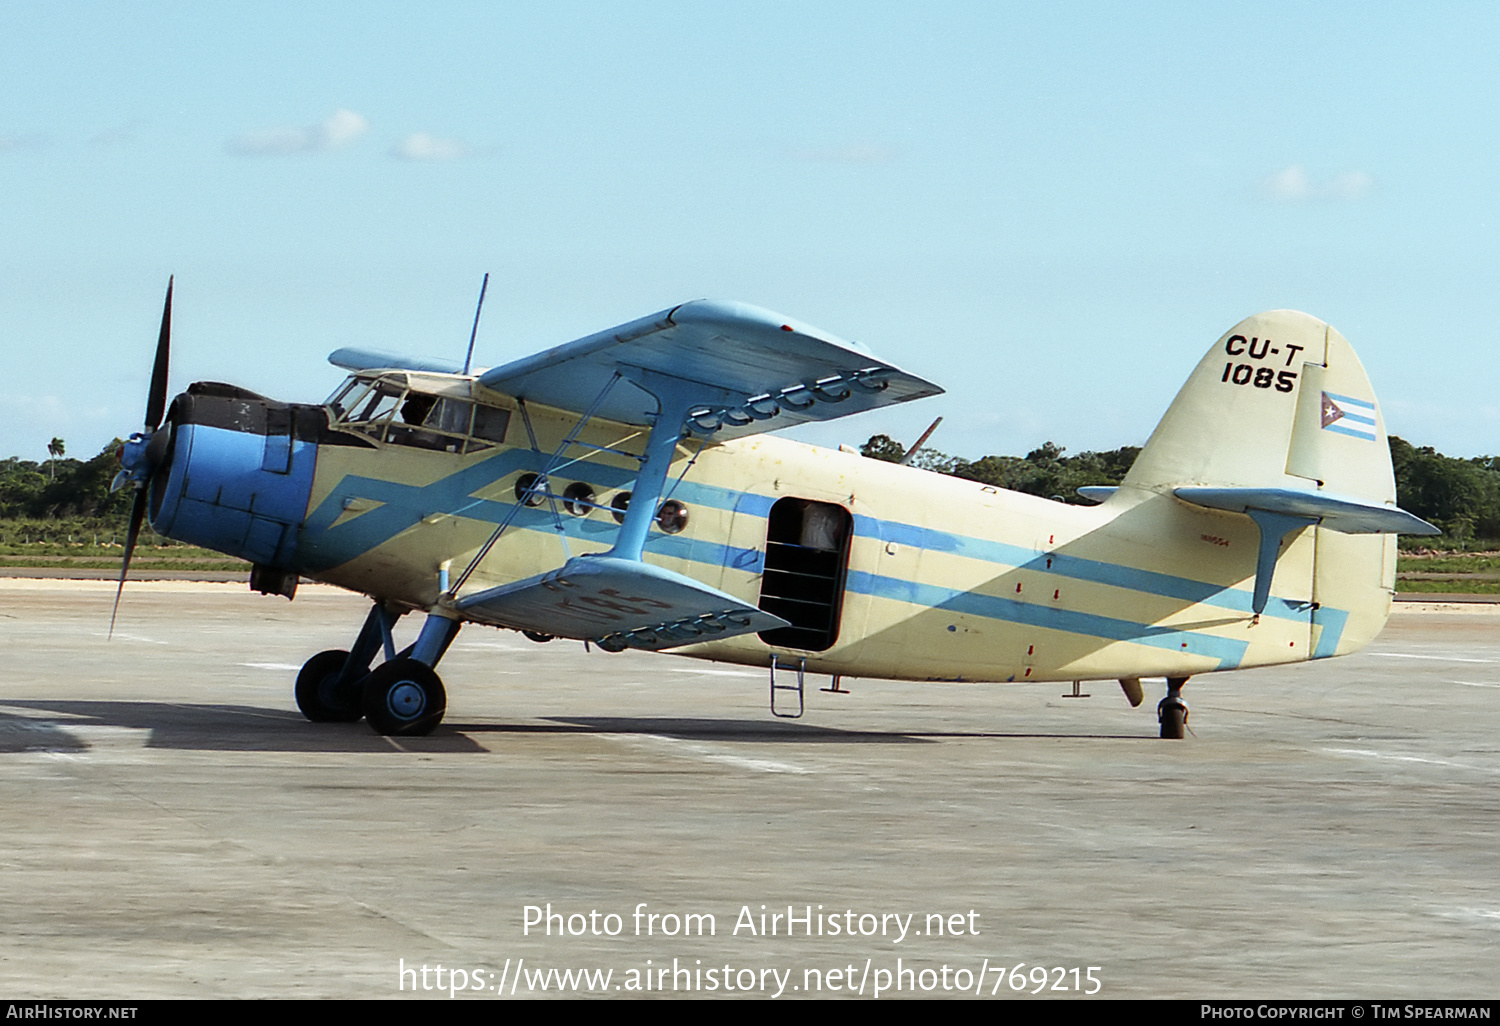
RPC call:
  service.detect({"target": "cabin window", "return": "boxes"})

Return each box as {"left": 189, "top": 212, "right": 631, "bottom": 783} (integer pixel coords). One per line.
{"left": 756, "top": 497, "right": 853, "bottom": 652}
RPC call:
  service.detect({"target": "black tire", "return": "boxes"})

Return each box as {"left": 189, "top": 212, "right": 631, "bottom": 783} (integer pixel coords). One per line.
{"left": 362, "top": 658, "right": 446, "bottom": 736}
{"left": 1158, "top": 696, "right": 1188, "bottom": 740}
{"left": 295, "top": 649, "right": 364, "bottom": 723}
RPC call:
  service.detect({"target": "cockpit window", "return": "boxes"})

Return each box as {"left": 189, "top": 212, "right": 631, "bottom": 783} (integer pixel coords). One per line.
{"left": 324, "top": 378, "right": 367, "bottom": 418}
{"left": 471, "top": 404, "right": 510, "bottom": 443}
{"left": 351, "top": 382, "right": 406, "bottom": 433}
{"left": 427, "top": 397, "right": 474, "bottom": 436}
{"left": 327, "top": 375, "right": 509, "bottom": 453}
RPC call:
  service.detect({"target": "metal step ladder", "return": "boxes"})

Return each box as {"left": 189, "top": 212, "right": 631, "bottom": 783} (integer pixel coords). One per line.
{"left": 769, "top": 654, "right": 805, "bottom": 719}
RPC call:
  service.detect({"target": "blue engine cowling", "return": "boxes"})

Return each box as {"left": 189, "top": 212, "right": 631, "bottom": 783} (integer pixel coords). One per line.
{"left": 138, "top": 383, "right": 358, "bottom": 574}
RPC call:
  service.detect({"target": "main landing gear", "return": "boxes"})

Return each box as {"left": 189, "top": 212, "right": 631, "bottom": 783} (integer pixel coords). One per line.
{"left": 293, "top": 603, "right": 461, "bottom": 736}
{"left": 1157, "top": 676, "right": 1190, "bottom": 740}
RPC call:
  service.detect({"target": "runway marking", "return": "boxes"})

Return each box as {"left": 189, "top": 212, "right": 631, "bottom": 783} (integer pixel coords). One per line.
{"left": 1369, "top": 652, "right": 1494, "bottom": 663}
{"left": 1325, "top": 747, "right": 1499, "bottom": 774}
{"left": 1438, "top": 907, "right": 1500, "bottom": 929}
{"left": 453, "top": 639, "right": 529, "bottom": 652}
{"left": 599, "top": 732, "right": 812, "bottom": 775}
{"left": 660, "top": 667, "right": 762, "bottom": 678}
{"left": 90, "top": 631, "right": 167, "bottom": 645}
{"left": 240, "top": 662, "right": 302, "bottom": 671}
{"left": 31, "top": 725, "right": 154, "bottom": 762}
{"left": 0, "top": 705, "right": 89, "bottom": 720}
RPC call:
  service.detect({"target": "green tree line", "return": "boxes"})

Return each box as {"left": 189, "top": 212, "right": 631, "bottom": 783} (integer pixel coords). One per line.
{"left": 1, "top": 441, "right": 132, "bottom": 525}
{"left": 861, "top": 433, "right": 1500, "bottom": 547}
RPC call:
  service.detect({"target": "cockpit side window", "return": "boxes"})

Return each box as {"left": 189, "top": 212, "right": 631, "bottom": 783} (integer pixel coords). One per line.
{"left": 470, "top": 404, "right": 511, "bottom": 447}
{"left": 327, "top": 376, "right": 510, "bottom": 453}
{"left": 324, "top": 378, "right": 368, "bottom": 418}
{"left": 427, "top": 398, "right": 474, "bottom": 436}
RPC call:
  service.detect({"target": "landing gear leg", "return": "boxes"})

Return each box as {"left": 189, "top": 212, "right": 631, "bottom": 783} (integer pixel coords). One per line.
{"left": 1157, "top": 676, "right": 1190, "bottom": 739}
{"left": 294, "top": 603, "right": 403, "bottom": 722}
{"left": 362, "top": 612, "right": 461, "bottom": 736}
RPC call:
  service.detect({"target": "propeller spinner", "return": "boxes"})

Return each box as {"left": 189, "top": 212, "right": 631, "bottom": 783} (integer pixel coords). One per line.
{"left": 110, "top": 277, "right": 174, "bottom": 637}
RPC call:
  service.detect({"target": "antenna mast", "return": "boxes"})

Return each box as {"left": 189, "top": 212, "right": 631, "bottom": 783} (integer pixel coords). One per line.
{"left": 899, "top": 416, "right": 943, "bottom": 466}
{"left": 462, "top": 272, "right": 490, "bottom": 375}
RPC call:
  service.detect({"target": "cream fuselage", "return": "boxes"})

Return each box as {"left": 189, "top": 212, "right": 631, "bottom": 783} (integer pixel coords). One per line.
{"left": 295, "top": 392, "right": 1392, "bottom": 685}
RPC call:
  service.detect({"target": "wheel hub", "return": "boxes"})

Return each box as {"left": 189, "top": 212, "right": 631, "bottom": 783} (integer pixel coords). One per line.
{"left": 388, "top": 681, "right": 426, "bottom": 719}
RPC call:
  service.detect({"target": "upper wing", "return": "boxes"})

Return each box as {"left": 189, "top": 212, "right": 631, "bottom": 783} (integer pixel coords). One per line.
{"left": 328, "top": 348, "right": 465, "bottom": 374}
{"left": 475, "top": 299, "right": 942, "bottom": 438}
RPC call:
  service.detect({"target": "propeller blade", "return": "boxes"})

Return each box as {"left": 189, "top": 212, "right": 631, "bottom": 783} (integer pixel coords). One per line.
{"left": 109, "top": 488, "right": 150, "bottom": 639}
{"left": 113, "top": 275, "right": 173, "bottom": 638}
{"left": 144, "top": 276, "right": 173, "bottom": 432}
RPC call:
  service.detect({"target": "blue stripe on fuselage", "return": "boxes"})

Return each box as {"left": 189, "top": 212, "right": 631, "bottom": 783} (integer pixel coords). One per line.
{"left": 845, "top": 570, "right": 1249, "bottom": 669}
{"left": 855, "top": 515, "right": 1311, "bottom": 625}
{"left": 298, "top": 448, "right": 1319, "bottom": 662}
{"left": 1312, "top": 606, "right": 1349, "bottom": 659}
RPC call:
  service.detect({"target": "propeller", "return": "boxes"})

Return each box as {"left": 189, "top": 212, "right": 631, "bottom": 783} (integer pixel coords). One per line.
{"left": 110, "top": 277, "right": 174, "bottom": 637}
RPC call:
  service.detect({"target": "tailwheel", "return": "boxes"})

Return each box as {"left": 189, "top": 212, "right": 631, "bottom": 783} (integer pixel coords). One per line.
{"left": 295, "top": 649, "right": 365, "bottom": 723}
{"left": 362, "top": 657, "right": 447, "bottom": 736}
{"left": 1157, "top": 675, "right": 1190, "bottom": 739}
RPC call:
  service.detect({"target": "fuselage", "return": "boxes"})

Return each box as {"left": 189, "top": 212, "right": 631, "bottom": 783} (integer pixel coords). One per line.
{"left": 143, "top": 368, "right": 1394, "bottom": 686}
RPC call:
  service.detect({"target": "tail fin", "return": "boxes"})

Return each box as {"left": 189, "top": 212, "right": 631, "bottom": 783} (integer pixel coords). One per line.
{"left": 1119, "top": 310, "right": 1435, "bottom": 657}
{"left": 1122, "top": 309, "right": 1396, "bottom": 502}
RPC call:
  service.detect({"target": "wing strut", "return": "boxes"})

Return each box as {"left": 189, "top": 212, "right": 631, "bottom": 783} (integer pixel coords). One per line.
{"left": 1245, "top": 510, "right": 1317, "bottom": 617}
{"left": 448, "top": 371, "right": 623, "bottom": 597}
{"left": 449, "top": 364, "right": 790, "bottom": 649}
{"left": 606, "top": 369, "right": 734, "bottom": 561}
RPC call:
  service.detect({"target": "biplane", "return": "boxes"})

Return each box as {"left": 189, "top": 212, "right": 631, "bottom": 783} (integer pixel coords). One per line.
{"left": 113, "top": 282, "right": 1436, "bottom": 738}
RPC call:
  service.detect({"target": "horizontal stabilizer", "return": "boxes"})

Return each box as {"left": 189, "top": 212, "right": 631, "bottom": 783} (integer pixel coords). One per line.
{"left": 1174, "top": 487, "right": 1439, "bottom": 535}
{"left": 329, "top": 347, "right": 466, "bottom": 375}
{"left": 476, "top": 300, "right": 942, "bottom": 439}
{"left": 1077, "top": 486, "right": 1117, "bottom": 504}
{"left": 456, "top": 555, "right": 788, "bottom": 651}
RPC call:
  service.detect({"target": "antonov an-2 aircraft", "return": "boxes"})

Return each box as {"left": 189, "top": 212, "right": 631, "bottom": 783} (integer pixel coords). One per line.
{"left": 112, "top": 282, "right": 1436, "bottom": 739}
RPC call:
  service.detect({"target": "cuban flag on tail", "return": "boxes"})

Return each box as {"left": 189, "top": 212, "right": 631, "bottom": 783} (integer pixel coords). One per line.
{"left": 1321, "top": 391, "right": 1379, "bottom": 442}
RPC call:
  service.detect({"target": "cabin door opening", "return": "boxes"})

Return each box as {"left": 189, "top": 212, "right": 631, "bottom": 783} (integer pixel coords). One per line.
{"left": 757, "top": 497, "right": 853, "bottom": 652}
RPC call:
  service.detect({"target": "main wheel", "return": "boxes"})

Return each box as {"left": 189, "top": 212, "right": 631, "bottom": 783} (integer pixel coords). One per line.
{"left": 1158, "top": 696, "right": 1188, "bottom": 740}
{"left": 362, "top": 658, "right": 446, "bottom": 736}
{"left": 295, "top": 649, "right": 364, "bottom": 723}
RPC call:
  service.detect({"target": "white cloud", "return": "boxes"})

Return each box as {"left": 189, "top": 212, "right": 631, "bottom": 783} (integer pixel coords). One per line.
{"left": 228, "top": 109, "right": 369, "bottom": 156}
{"left": 1259, "top": 164, "right": 1376, "bottom": 203}
{"left": 319, "top": 109, "right": 368, "bottom": 148}
{"left": 1262, "top": 163, "right": 1312, "bottom": 202}
{"left": 390, "top": 132, "right": 469, "bottom": 161}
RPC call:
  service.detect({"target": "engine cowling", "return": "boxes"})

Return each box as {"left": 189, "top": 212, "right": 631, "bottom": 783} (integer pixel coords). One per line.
{"left": 136, "top": 383, "right": 325, "bottom": 571}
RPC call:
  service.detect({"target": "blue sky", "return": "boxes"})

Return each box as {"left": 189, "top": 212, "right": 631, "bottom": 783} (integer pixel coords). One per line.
{"left": 3, "top": 2, "right": 1498, "bottom": 465}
